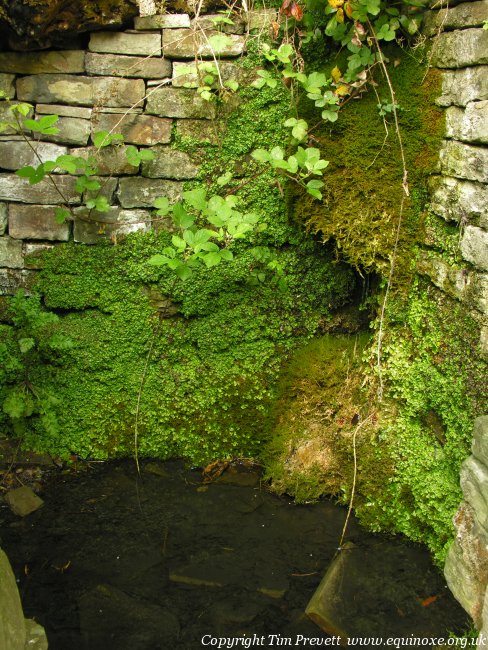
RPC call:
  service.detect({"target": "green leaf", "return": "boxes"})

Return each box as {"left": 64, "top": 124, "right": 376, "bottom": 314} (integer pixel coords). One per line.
{"left": 16, "top": 165, "right": 46, "bottom": 184}
{"left": 216, "top": 172, "right": 232, "bottom": 187}
{"left": 11, "top": 103, "right": 32, "bottom": 117}
{"left": 208, "top": 33, "right": 233, "bottom": 54}
{"left": 18, "top": 337, "right": 35, "bottom": 354}
{"left": 251, "top": 149, "right": 271, "bottom": 163}
{"left": 174, "top": 263, "right": 192, "bottom": 281}
{"left": 183, "top": 188, "right": 207, "bottom": 212}
{"left": 147, "top": 254, "right": 172, "bottom": 266}
{"left": 202, "top": 252, "right": 222, "bottom": 268}
{"left": 224, "top": 79, "right": 239, "bottom": 92}
{"left": 154, "top": 197, "right": 170, "bottom": 215}
{"left": 55, "top": 208, "right": 70, "bottom": 224}
{"left": 93, "top": 131, "right": 112, "bottom": 148}
{"left": 55, "top": 154, "right": 79, "bottom": 174}
{"left": 172, "top": 235, "right": 187, "bottom": 250}
{"left": 139, "top": 148, "right": 155, "bottom": 161}
{"left": 173, "top": 202, "right": 194, "bottom": 229}
{"left": 219, "top": 249, "right": 233, "bottom": 261}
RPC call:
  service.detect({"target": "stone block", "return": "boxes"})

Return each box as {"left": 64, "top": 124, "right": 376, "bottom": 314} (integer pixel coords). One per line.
{"left": 70, "top": 146, "right": 138, "bottom": 175}
{"left": 17, "top": 75, "right": 146, "bottom": 109}
{"left": 117, "top": 177, "right": 183, "bottom": 208}
{"left": 0, "top": 102, "right": 21, "bottom": 136}
{"left": 0, "top": 50, "right": 85, "bottom": 75}
{"left": 146, "top": 87, "right": 216, "bottom": 119}
{"left": 246, "top": 8, "right": 278, "bottom": 32}
{"left": 0, "top": 174, "right": 78, "bottom": 204}
{"left": 172, "top": 60, "right": 240, "bottom": 88}
{"left": 473, "top": 416, "right": 488, "bottom": 466}
{"left": 86, "top": 52, "right": 171, "bottom": 79}
{"left": 83, "top": 177, "right": 118, "bottom": 204}
{"left": 0, "top": 74, "right": 15, "bottom": 99}
{"left": 0, "top": 548, "right": 26, "bottom": 650}
{"left": 141, "top": 145, "right": 198, "bottom": 179}
{"left": 417, "top": 250, "right": 472, "bottom": 304}
{"left": 24, "top": 619, "right": 48, "bottom": 650}
{"left": 191, "top": 14, "right": 245, "bottom": 34}
{"left": 424, "top": 1, "right": 488, "bottom": 35}
{"left": 176, "top": 118, "right": 226, "bottom": 144}
{"left": 89, "top": 31, "right": 162, "bottom": 56}
{"left": 461, "top": 225, "right": 488, "bottom": 271}
{"left": 134, "top": 14, "right": 190, "bottom": 29}
{"left": 74, "top": 207, "right": 151, "bottom": 243}
{"left": 430, "top": 28, "right": 488, "bottom": 68}
{"left": 0, "top": 237, "right": 23, "bottom": 268}
{"left": 91, "top": 112, "right": 172, "bottom": 146}
{"left": 5, "top": 486, "right": 43, "bottom": 516}
{"left": 428, "top": 176, "right": 488, "bottom": 227}
{"left": 461, "top": 456, "right": 488, "bottom": 533}
{"left": 36, "top": 104, "right": 93, "bottom": 119}
{"left": 437, "top": 67, "right": 488, "bottom": 107}
{"left": 39, "top": 116, "right": 91, "bottom": 146}
{"left": 23, "top": 243, "right": 54, "bottom": 269}
{"left": 0, "top": 140, "right": 67, "bottom": 171}
{"left": 162, "top": 29, "right": 245, "bottom": 59}
{"left": 0, "top": 203, "right": 6, "bottom": 235}
{"left": 439, "top": 140, "right": 488, "bottom": 183}
{"left": 0, "top": 269, "right": 36, "bottom": 295}
{"left": 446, "top": 101, "right": 488, "bottom": 145}
{"left": 9, "top": 204, "right": 71, "bottom": 241}
{"left": 472, "top": 273, "right": 488, "bottom": 315}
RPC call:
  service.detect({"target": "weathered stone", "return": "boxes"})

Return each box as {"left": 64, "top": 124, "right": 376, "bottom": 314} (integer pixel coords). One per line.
{"left": 0, "top": 548, "right": 26, "bottom": 650}
{"left": 172, "top": 60, "right": 241, "bottom": 88}
{"left": 191, "top": 14, "right": 245, "bottom": 34}
{"left": 91, "top": 113, "right": 172, "bottom": 146}
{"left": 417, "top": 251, "right": 472, "bottom": 302}
{"left": 0, "top": 101, "right": 25, "bottom": 136}
{"left": 472, "top": 416, "right": 488, "bottom": 466}
{"left": 85, "top": 52, "right": 171, "bottom": 79}
{"left": 0, "top": 237, "right": 23, "bottom": 268}
{"left": 40, "top": 116, "right": 91, "bottom": 146}
{"left": 162, "top": 29, "right": 245, "bottom": 59}
{"left": 446, "top": 101, "right": 488, "bottom": 145}
{"left": 5, "top": 486, "right": 44, "bottom": 516}
{"left": 437, "top": 67, "right": 488, "bottom": 107}
{"left": 0, "top": 269, "right": 36, "bottom": 295}
{"left": 430, "top": 28, "right": 488, "bottom": 68}
{"left": 246, "top": 8, "right": 278, "bottom": 32}
{"left": 461, "top": 225, "right": 488, "bottom": 271}
{"left": 117, "top": 177, "right": 183, "bottom": 208}
{"left": 472, "top": 273, "right": 488, "bottom": 315}
{"left": 74, "top": 207, "right": 151, "bottom": 243}
{"left": 24, "top": 619, "right": 48, "bottom": 650}
{"left": 23, "top": 243, "right": 54, "bottom": 269}
{"left": 445, "top": 501, "right": 488, "bottom": 627}
{"left": 481, "top": 326, "right": 488, "bottom": 357}
{"left": 0, "top": 140, "right": 67, "bottom": 171}
{"left": 141, "top": 145, "right": 198, "bottom": 179}
{"left": 36, "top": 104, "right": 92, "bottom": 119}
{"left": 461, "top": 456, "right": 488, "bottom": 533}
{"left": 9, "top": 204, "right": 71, "bottom": 241}
{"left": 134, "top": 13, "right": 190, "bottom": 29}
{"left": 0, "top": 174, "right": 78, "bottom": 204}
{"left": 424, "top": 1, "right": 488, "bottom": 36}
{"left": 176, "top": 118, "right": 226, "bottom": 144}
{"left": 89, "top": 31, "right": 162, "bottom": 56}
{"left": 0, "top": 51, "right": 85, "bottom": 75}
{"left": 439, "top": 140, "right": 488, "bottom": 183}
{"left": 0, "top": 74, "right": 15, "bottom": 99}
{"left": 428, "top": 176, "right": 488, "bottom": 227}
{"left": 17, "top": 75, "right": 146, "bottom": 109}
{"left": 70, "top": 146, "right": 138, "bottom": 175}
{"left": 146, "top": 87, "right": 216, "bottom": 119}
{"left": 98, "top": 107, "right": 143, "bottom": 114}
{"left": 0, "top": 203, "right": 7, "bottom": 235}
{"left": 83, "top": 176, "right": 118, "bottom": 204}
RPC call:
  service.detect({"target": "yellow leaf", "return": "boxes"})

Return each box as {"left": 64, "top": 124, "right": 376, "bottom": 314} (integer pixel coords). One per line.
{"left": 331, "top": 66, "right": 342, "bottom": 83}
{"left": 335, "top": 84, "right": 350, "bottom": 96}
{"left": 327, "top": 0, "right": 344, "bottom": 8}
{"left": 344, "top": 1, "right": 354, "bottom": 18}
{"left": 336, "top": 7, "right": 344, "bottom": 22}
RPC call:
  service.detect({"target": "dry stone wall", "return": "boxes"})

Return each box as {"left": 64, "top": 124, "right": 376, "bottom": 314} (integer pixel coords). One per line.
{"left": 0, "top": 9, "right": 274, "bottom": 295}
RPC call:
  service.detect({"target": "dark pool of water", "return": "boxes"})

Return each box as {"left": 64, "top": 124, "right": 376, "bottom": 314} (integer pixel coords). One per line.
{"left": 0, "top": 459, "right": 468, "bottom": 649}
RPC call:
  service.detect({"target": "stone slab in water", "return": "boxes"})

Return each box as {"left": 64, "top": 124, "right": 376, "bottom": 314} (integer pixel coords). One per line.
{"left": 85, "top": 52, "right": 171, "bottom": 79}
{"left": 0, "top": 50, "right": 85, "bottom": 75}
{"left": 437, "top": 67, "right": 488, "bottom": 107}
{"left": 0, "top": 548, "right": 26, "bottom": 650}
{"left": 91, "top": 112, "right": 172, "bottom": 146}
{"left": 9, "top": 204, "right": 71, "bottom": 241}
{"left": 5, "top": 486, "right": 44, "bottom": 517}
{"left": 89, "top": 31, "right": 162, "bottom": 56}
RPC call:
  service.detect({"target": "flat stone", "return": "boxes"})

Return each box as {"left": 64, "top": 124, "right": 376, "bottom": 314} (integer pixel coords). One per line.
{"left": 460, "top": 456, "right": 488, "bottom": 533}
{"left": 23, "top": 243, "right": 55, "bottom": 269}
{"left": 0, "top": 74, "right": 15, "bottom": 99}
{"left": 446, "top": 101, "right": 488, "bottom": 145}
{"left": 428, "top": 175, "right": 488, "bottom": 227}
{"left": 70, "top": 146, "right": 138, "bottom": 175}
{"left": 172, "top": 60, "right": 241, "bottom": 88}
{"left": 0, "top": 101, "right": 32, "bottom": 136}
{"left": 0, "top": 140, "right": 67, "bottom": 171}
{"left": 146, "top": 87, "right": 216, "bottom": 119}
{"left": 162, "top": 29, "right": 245, "bottom": 59}
{"left": 0, "top": 548, "right": 26, "bottom": 650}
{"left": 83, "top": 176, "right": 118, "bottom": 204}
{"left": 17, "top": 75, "right": 146, "bottom": 109}
{"left": 86, "top": 52, "right": 171, "bottom": 79}
{"left": 176, "top": 118, "right": 226, "bottom": 144}
{"left": 117, "top": 177, "right": 183, "bottom": 208}
{"left": 39, "top": 116, "right": 91, "bottom": 146}
{"left": 141, "top": 145, "right": 198, "bottom": 179}
{"left": 24, "top": 619, "right": 48, "bottom": 650}
{"left": 74, "top": 207, "right": 151, "bottom": 243}
{"left": 472, "top": 273, "right": 488, "bottom": 315}
{"left": 89, "top": 31, "right": 162, "bottom": 56}
{"left": 0, "top": 203, "right": 7, "bottom": 235}
{"left": 430, "top": 28, "right": 488, "bottom": 68}
{"left": 0, "top": 269, "right": 36, "bottom": 296}
{"left": 424, "top": 0, "right": 488, "bottom": 35}
{"left": 134, "top": 14, "right": 190, "bottom": 29}
{"left": 439, "top": 140, "right": 488, "bottom": 183}
{"left": 91, "top": 113, "right": 172, "bottom": 146}
{"left": 191, "top": 14, "right": 245, "bottom": 34}
{"left": 0, "top": 174, "right": 78, "bottom": 204}
{"left": 5, "top": 486, "right": 44, "bottom": 517}
{"left": 246, "top": 8, "right": 278, "bottom": 31}
{"left": 0, "top": 50, "right": 85, "bottom": 75}
{"left": 473, "top": 416, "right": 488, "bottom": 466}
{"left": 0, "top": 237, "right": 23, "bottom": 268}
{"left": 461, "top": 225, "right": 488, "bottom": 271}
{"left": 437, "top": 67, "right": 488, "bottom": 107}
{"left": 9, "top": 204, "right": 71, "bottom": 241}
{"left": 36, "top": 104, "right": 93, "bottom": 119}
{"left": 98, "top": 107, "right": 143, "bottom": 114}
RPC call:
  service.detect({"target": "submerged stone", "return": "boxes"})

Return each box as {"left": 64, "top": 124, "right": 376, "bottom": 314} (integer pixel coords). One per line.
{"left": 5, "top": 486, "right": 44, "bottom": 517}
